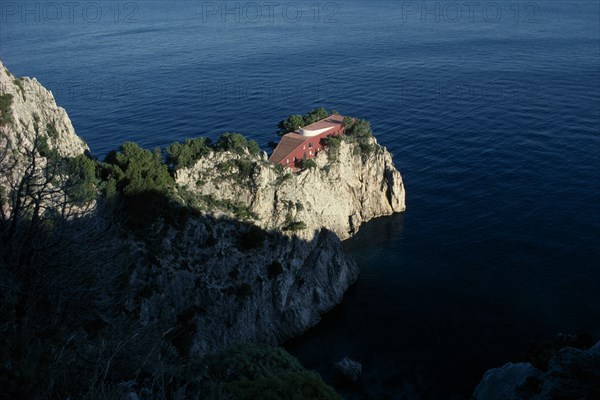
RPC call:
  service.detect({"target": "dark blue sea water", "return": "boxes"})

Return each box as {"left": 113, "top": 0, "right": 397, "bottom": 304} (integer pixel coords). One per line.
{"left": 2, "top": 1, "right": 599, "bottom": 398}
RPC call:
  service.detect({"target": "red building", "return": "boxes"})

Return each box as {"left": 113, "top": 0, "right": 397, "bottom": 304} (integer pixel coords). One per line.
{"left": 269, "top": 114, "right": 345, "bottom": 171}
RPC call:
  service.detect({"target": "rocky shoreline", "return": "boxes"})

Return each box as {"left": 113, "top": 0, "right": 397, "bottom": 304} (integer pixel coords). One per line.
{"left": 475, "top": 334, "right": 600, "bottom": 400}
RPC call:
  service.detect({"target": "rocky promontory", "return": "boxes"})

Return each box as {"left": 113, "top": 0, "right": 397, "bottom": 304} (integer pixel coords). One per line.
{"left": 175, "top": 135, "right": 405, "bottom": 240}
{"left": 0, "top": 60, "right": 406, "bottom": 385}
{"left": 126, "top": 126, "right": 406, "bottom": 354}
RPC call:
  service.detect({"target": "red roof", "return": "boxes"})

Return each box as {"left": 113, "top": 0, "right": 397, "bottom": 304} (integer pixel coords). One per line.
{"left": 269, "top": 133, "right": 307, "bottom": 164}
{"left": 269, "top": 114, "right": 345, "bottom": 165}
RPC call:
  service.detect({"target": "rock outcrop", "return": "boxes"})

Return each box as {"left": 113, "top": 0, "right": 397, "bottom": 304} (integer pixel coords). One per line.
{"left": 175, "top": 138, "right": 406, "bottom": 240}
{"left": 335, "top": 357, "right": 363, "bottom": 382}
{"left": 0, "top": 60, "right": 88, "bottom": 157}
{"left": 1, "top": 61, "right": 91, "bottom": 219}
{"left": 0, "top": 60, "right": 404, "bottom": 358}
{"left": 474, "top": 340, "right": 600, "bottom": 400}
{"left": 126, "top": 216, "right": 359, "bottom": 356}
{"left": 133, "top": 136, "right": 406, "bottom": 355}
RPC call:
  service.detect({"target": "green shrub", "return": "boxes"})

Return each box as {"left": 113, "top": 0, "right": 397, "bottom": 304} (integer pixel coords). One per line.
{"left": 202, "top": 344, "right": 340, "bottom": 399}
{"left": 321, "top": 136, "right": 342, "bottom": 159}
{"left": 166, "top": 137, "right": 212, "bottom": 169}
{"left": 64, "top": 153, "right": 98, "bottom": 204}
{"left": 167, "top": 133, "right": 260, "bottom": 169}
{"left": 215, "top": 133, "right": 260, "bottom": 156}
{"left": 274, "top": 171, "right": 292, "bottom": 186}
{"left": 303, "top": 107, "right": 329, "bottom": 125}
{"left": 204, "top": 344, "right": 302, "bottom": 381}
{"left": 103, "top": 142, "right": 174, "bottom": 197}
{"left": 277, "top": 114, "right": 304, "bottom": 135}
{"left": 301, "top": 158, "right": 317, "bottom": 170}
{"left": 226, "top": 371, "right": 340, "bottom": 400}
{"left": 216, "top": 160, "right": 235, "bottom": 173}
{"left": 99, "top": 142, "right": 176, "bottom": 228}
{"left": 13, "top": 78, "right": 26, "bottom": 100}
{"left": 46, "top": 123, "right": 59, "bottom": 139}
{"left": 343, "top": 116, "right": 355, "bottom": 130}
{"left": 277, "top": 108, "right": 333, "bottom": 136}
{"left": 192, "top": 194, "right": 257, "bottom": 221}
{"left": 247, "top": 139, "right": 261, "bottom": 157}
{"left": 0, "top": 93, "right": 14, "bottom": 126}
{"left": 234, "top": 159, "right": 255, "bottom": 181}
{"left": 344, "top": 118, "right": 374, "bottom": 162}
{"left": 231, "top": 203, "right": 258, "bottom": 220}
{"left": 346, "top": 118, "right": 372, "bottom": 139}
{"left": 321, "top": 136, "right": 341, "bottom": 149}
{"left": 283, "top": 221, "right": 307, "bottom": 231}
{"left": 358, "top": 141, "right": 374, "bottom": 159}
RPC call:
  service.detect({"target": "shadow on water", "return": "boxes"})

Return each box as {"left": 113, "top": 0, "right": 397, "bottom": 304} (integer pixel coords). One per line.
{"left": 285, "top": 210, "right": 600, "bottom": 400}
{"left": 343, "top": 213, "right": 406, "bottom": 254}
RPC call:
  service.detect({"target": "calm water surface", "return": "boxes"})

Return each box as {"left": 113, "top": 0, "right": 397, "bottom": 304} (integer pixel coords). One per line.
{"left": 2, "top": 1, "right": 599, "bottom": 398}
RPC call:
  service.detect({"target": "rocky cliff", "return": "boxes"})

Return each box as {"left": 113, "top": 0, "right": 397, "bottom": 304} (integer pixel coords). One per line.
{"left": 175, "top": 137, "right": 406, "bottom": 240}
{"left": 128, "top": 132, "right": 406, "bottom": 355}
{"left": 474, "top": 337, "right": 600, "bottom": 400}
{"left": 126, "top": 216, "right": 359, "bottom": 356}
{"left": 1, "top": 61, "right": 408, "bottom": 359}
{"left": 0, "top": 60, "right": 88, "bottom": 157}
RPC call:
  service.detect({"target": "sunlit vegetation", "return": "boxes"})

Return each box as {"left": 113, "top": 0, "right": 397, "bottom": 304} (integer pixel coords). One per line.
{"left": 166, "top": 137, "right": 212, "bottom": 169}
{"left": 277, "top": 107, "right": 330, "bottom": 135}
{"left": 166, "top": 133, "right": 261, "bottom": 170}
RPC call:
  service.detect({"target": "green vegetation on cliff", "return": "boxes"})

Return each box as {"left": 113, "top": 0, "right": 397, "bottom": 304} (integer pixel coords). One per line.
{"left": 166, "top": 137, "right": 212, "bottom": 169}
{"left": 196, "top": 344, "right": 341, "bottom": 400}
{"left": 344, "top": 117, "right": 375, "bottom": 161}
{"left": 102, "top": 142, "right": 174, "bottom": 197}
{"left": 277, "top": 107, "right": 332, "bottom": 135}
{"left": 166, "top": 133, "right": 261, "bottom": 171}
{"left": 216, "top": 132, "right": 260, "bottom": 156}
{"left": 0, "top": 93, "right": 13, "bottom": 126}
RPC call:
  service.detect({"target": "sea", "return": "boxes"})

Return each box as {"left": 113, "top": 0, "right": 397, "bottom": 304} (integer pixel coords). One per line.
{"left": 1, "top": 0, "right": 599, "bottom": 398}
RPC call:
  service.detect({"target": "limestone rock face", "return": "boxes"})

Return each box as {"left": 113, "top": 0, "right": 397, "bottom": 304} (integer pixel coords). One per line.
{"left": 143, "top": 138, "right": 406, "bottom": 355}
{"left": 175, "top": 138, "right": 406, "bottom": 240}
{"left": 126, "top": 217, "right": 359, "bottom": 356}
{"left": 474, "top": 341, "right": 600, "bottom": 400}
{"left": 0, "top": 60, "right": 88, "bottom": 157}
{"left": 0, "top": 61, "right": 91, "bottom": 218}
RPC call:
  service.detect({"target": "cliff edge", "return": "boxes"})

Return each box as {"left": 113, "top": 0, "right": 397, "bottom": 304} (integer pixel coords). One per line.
{"left": 0, "top": 60, "right": 88, "bottom": 157}
{"left": 176, "top": 135, "right": 406, "bottom": 240}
